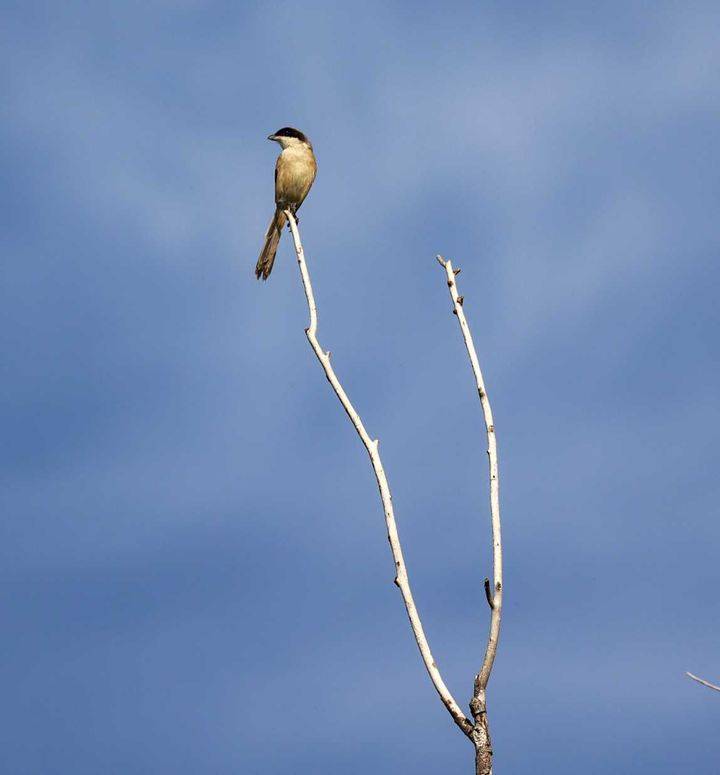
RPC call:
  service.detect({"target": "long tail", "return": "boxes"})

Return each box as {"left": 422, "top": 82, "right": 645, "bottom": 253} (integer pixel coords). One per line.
{"left": 255, "top": 208, "right": 287, "bottom": 280}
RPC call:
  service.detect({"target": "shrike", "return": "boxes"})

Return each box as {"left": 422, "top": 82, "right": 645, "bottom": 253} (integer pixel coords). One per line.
{"left": 256, "top": 127, "right": 317, "bottom": 280}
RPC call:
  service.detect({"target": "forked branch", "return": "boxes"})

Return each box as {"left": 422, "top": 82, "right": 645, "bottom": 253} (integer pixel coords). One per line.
{"left": 284, "top": 212, "right": 503, "bottom": 773}
{"left": 284, "top": 211, "right": 474, "bottom": 737}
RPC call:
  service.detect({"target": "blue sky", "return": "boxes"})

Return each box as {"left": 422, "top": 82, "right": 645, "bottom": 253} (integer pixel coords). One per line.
{"left": 2, "top": 2, "right": 719, "bottom": 773}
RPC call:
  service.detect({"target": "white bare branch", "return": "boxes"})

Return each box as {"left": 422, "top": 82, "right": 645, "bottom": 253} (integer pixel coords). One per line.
{"left": 285, "top": 211, "right": 474, "bottom": 738}
{"left": 686, "top": 672, "right": 720, "bottom": 692}
{"left": 437, "top": 255, "right": 502, "bottom": 775}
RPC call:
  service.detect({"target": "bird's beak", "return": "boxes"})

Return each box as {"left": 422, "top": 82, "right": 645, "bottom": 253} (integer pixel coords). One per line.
{"left": 267, "top": 134, "right": 277, "bottom": 142}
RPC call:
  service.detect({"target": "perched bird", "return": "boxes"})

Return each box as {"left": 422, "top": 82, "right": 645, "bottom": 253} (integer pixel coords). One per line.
{"left": 256, "top": 127, "right": 317, "bottom": 280}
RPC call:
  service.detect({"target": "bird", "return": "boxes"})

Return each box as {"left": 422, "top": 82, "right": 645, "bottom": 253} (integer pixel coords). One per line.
{"left": 256, "top": 127, "right": 317, "bottom": 280}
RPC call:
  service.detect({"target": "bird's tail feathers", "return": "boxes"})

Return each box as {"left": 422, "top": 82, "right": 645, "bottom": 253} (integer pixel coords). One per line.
{"left": 255, "top": 209, "right": 287, "bottom": 280}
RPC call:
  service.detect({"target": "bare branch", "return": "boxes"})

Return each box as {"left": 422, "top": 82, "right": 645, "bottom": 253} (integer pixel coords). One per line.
{"left": 285, "top": 212, "right": 474, "bottom": 738}
{"left": 686, "top": 672, "right": 720, "bottom": 692}
{"left": 437, "top": 255, "right": 502, "bottom": 775}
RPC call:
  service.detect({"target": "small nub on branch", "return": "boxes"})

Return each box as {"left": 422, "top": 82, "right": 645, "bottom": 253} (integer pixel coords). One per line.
{"left": 484, "top": 578, "right": 494, "bottom": 609}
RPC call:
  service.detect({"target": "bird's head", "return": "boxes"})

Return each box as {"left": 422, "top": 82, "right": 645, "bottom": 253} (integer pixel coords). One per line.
{"left": 267, "top": 127, "right": 311, "bottom": 149}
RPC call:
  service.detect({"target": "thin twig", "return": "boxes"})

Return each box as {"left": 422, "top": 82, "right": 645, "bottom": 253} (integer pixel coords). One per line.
{"left": 483, "top": 578, "right": 494, "bottom": 610}
{"left": 437, "top": 255, "right": 502, "bottom": 775}
{"left": 686, "top": 672, "right": 720, "bottom": 692}
{"left": 285, "top": 211, "right": 474, "bottom": 737}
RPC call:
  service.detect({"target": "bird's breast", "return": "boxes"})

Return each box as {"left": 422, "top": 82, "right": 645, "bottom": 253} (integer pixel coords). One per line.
{"left": 276, "top": 146, "right": 317, "bottom": 205}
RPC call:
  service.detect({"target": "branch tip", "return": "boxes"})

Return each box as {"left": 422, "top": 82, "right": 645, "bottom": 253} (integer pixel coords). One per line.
{"left": 436, "top": 255, "right": 447, "bottom": 267}
{"left": 453, "top": 267, "right": 461, "bottom": 275}
{"left": 687, "top": 672, "right": 720, "bottom": 692}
